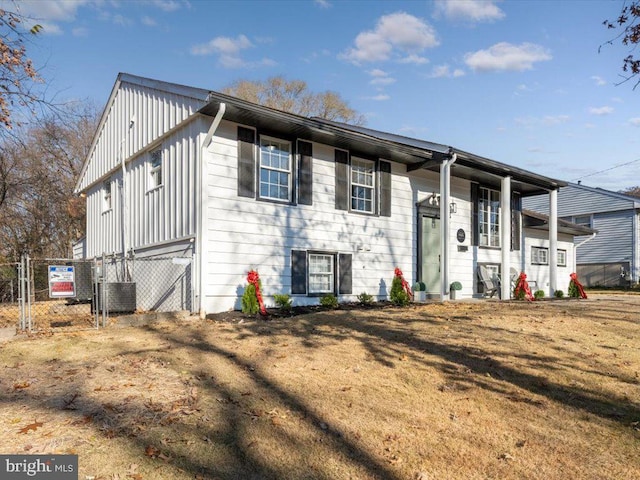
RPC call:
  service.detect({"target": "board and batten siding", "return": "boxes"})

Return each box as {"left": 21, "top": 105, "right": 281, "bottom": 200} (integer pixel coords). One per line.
{"left": 84, "top": 116, "right": 206, "bottom": 258}
{"left": 78, "top": 79, "right": 207, "bottom": 192}
{"left": 202, "top": 120, "right": 424, "bottom": 312}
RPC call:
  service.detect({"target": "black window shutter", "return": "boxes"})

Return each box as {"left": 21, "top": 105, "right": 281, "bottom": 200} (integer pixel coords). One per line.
{"left": 338, "top": 253, "right": 352, "bottom": 295}
{"left": 335, "top": 150, "right": 349, "bottom": 210}
{"left": 511, "top": 192, "right": 521, "bottom": 251}
{"left": 379, "top": 160, "right": 392, "bottom": 217}
{"left": 237, "top": 127, "right": 256, "bottom": 198}
{"left": 471, "top": 183, "right": 479, "bottom": 246}
{"left": 291, "top": 250, "right": 307, "bottom": 295}
{"left": 298, "top": 140, "right": 313, "bottom": 205}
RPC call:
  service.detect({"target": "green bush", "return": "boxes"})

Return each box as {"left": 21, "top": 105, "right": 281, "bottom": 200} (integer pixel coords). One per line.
{"left": 450, "top": 281, "right": 462, "bottom": 291}
{"left": 273, "top": 293, "right": 292, "bottom": 312}
{"left": 568, "top": 280, "right": 580, "bottom": 298}
{"left": 320, "top": 294, "right": 339, "bottom": 309}
{"left": 514, "top": 286, "right": 526, "bottom": 300}
{"left": 554, "top": 289, "right": 565, "bottom": 298}
{"left": 242, "top": 283, "right": 260, "bottom": 315}
{"left": 413, "top": 281, "right": 426, "bottom": 292}
{"left": 390, "top": 275, "right": 410, "bottom": 306}
{"left": 534, "top": 289, "right": 545, "bottom": 300}
{"left": 357, "top": 292, "right": 374, "bottom": 305}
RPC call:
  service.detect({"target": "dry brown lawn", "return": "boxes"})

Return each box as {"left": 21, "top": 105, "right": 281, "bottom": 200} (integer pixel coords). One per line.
{"left": 0, "top": 295, "right": 638, "bottom": 480}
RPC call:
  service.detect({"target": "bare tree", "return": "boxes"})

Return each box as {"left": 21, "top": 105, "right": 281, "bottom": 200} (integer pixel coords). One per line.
{"left": 602, "top": 1, "right": 640, "bottom": 88}
{"left": 620, "top": 185, "right": 640, "bottom": 198}
{"left": 0, "top": 4, "right": 44, "bottom": 133}
{"left": 0, "top": 103, "right": 98, "bottom": 260}
{"left": 223, "top": 76, "right": 366, "bottom": 125}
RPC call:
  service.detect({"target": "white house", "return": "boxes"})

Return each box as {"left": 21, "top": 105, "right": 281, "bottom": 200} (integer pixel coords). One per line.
{"left": 75, "top": 73, "right": 578, "bottom": 315}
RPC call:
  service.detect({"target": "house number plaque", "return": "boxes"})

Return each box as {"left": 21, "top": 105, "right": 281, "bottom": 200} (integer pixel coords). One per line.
{"left": 456, "top": 229, "right": 466, "bottom": 243}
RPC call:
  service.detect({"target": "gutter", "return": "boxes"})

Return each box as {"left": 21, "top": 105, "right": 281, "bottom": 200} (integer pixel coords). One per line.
{"left": 573, "top": 232, "right": 597, "bottom": 275}
{"left": 197, "top": 102, "right": 226, "bottom": 319}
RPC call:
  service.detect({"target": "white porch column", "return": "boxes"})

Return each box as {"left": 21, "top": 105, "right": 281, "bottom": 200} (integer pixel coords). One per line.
{"left": 549, "top": 189, "right": 558, "bottom": 296}
{"left": 439, "top": 153, "right": 457, "bottom": 301}
{"left": 500, "top": 176, "right": 511, "bottom": 300}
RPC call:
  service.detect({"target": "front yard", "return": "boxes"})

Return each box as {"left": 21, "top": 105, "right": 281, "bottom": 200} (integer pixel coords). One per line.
{"left": 0, "top": 295, "right": 638, "bottom": 479}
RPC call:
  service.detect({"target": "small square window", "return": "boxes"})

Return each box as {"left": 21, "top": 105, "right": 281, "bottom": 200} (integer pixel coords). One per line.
{"left": 573, "top": 215, "right": 592, "bottom": 229}
{"left": 149, "top": 148, "right": 163, "bottom": 189}
{"left": 531, "top": 246, "right": 549, "bottom": 265}
{"left": 102, "top": 179, "right": 112, "bottom": 212}
{"left": 558, "top": 249, "right": 567, "bottom": 267}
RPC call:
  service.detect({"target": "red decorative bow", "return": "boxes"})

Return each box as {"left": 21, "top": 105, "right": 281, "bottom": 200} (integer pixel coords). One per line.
{"left": 394, "top": 267, "right": 413, "bottom": 300}
{"left": 247, "top": 269, "right": 267, "bottom": 315}
{"left": 570, "top": 272, "right": 587, "bottom": 299}
{"left": 514, "top": 272, "right": 534, "bottom": 301}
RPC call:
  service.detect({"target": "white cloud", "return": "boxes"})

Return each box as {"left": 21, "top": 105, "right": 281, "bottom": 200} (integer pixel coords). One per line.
{"left": 340, "top": 12, "right": 438, "bottom": 64}
{"left": 464, "top": 42, "right": 552, "bottom": 72}
{"left": 72, "top": 26, "right": 88, "bottom": 37}
{"left": 150, "top": 0, "right": 183, "bottom": 12}
{"left": 629, "top": 118, "right": 640, "bottom": 126}
{"left": 428, "top": 64, "right": 465, "bottom": 78}
{"left": 370, "top": 77, "right": 396, "bottom": 86}
{"left": 434, "top": 0, "right": 505, "bottom": 22}
{"left": 15, "top": 0, "right": 89, "bottom": 34}
{"left": 141, "top": 16, "right": 158, "bottom": 27}
{"left": 368, "top": 69, "right": 388, "bottom": 77}
{"left": 398, "top": 54, "right": 429, "bottom": 65}
{"left": 589, "top": 106, "right": 614, "bottom": 116}
{"left": 367, "top": 94, "right": 390, "bottom": 101}
{"left": 542, "top": 115, "right": 570, "bottom": 125}
{"left": 591, "top": 75, "right": 607, "bottom": 86}
{"left": 314, "top": 0, "right": 332, "bottom": 8}
{"left": 112, "top": 14, "right": 133, "bottom": 27}
{"left": 191, "top": 35, "right": 253, "bottom": 56}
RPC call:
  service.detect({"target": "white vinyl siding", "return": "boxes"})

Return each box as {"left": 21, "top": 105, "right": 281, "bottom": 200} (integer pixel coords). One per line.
{"left": 351, "top": 158, "right": 375, "bottom": 213}
{"left": 479, "top": 187, "right": 500, "bottom": 247}
{"left": 259, "top": 136, "right": 291, "bottom": 202}
{"left": 308, "top": 254, "right": 334, "bottom": 294}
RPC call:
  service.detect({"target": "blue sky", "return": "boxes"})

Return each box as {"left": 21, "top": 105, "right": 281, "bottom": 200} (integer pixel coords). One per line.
{"left": 8, "top": 0, "right": 640, "bottom": 192}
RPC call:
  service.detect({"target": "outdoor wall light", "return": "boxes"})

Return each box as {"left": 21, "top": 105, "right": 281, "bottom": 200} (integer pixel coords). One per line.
{"left": 449, "top": 202, "right": 457, "bottom": 214}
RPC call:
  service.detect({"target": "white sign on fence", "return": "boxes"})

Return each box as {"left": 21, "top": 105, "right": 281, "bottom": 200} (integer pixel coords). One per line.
{"left": 48, "top": 265, "right": 76, "bottom": 298}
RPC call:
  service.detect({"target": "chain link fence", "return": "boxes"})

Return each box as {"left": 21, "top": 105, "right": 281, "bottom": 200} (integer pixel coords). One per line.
{"left": 5, "top": 252, "right": 194, "bottom": 333}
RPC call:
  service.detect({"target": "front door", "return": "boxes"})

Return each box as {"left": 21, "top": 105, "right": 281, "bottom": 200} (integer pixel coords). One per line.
{"left": 421, "top": 215, "right": 441, "bottom": 296}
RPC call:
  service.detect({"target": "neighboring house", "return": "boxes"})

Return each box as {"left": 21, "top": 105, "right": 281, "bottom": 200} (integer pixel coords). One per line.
{"left": 524, "top": 182, "right": 639, "bottom": 287}
{"left": 75, "top": 73, "right": 577, "bottom": 315}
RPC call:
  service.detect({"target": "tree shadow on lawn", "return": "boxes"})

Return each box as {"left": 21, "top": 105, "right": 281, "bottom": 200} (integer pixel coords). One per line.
{"left": 229, "top": 308, "right": 640, "bottom": 427}
{"left": 1, "top": 330, "right": 407, "bottom": 480}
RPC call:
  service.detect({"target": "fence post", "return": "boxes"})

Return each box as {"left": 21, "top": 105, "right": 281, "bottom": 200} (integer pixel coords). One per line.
{"left": 18, "top": 255, "right": 26, "bottom": 331}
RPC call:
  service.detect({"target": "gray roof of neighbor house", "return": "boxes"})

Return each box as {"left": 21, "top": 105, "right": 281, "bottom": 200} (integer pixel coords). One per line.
{"left": 200, "top": 92, "right": 566, "bottom": 197}
{"left": 523, "top": 209, "right": 597, "bottom": 236}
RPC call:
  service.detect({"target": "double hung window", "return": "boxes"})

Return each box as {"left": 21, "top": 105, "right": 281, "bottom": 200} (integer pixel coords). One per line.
{"left": 149, "top": 148, "right": 163, "bottom": 189}
{"left": 351, "top": 158, "right": 375, "bottom": 213}
{"left": 259, "top": 137, "right": 291, "bottom": 202}
{"left": 308, "top": 254, "right": 335, "bottom": 294}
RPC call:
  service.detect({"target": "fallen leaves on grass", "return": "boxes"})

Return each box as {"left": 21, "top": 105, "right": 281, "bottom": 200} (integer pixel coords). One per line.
{"left": 13, "top": 381, "right": 30, "bottom": 389}
{"left": 18, "top": 421, "right": 43, "bottom": 434}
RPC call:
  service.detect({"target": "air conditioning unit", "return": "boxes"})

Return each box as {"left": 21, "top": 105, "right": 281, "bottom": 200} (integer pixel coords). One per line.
{"left": 95, "top": 282, "right": 136, "bottom": 313}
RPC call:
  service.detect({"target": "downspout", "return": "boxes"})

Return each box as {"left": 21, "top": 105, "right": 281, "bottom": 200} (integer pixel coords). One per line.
{"left": 198, "top": 103, "right": 226, "bottom": 319}
{"left": 120, "top": 116, "right": 135, "bottom": 281}
{"left": 440, "top": 151, "right": 457, "bottom": 301}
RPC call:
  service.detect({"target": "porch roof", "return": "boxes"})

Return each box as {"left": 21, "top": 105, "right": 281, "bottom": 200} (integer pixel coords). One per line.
{"left": 199, "top": 94, "right": 566, "bottom": 197}
{"left": 523, "top": 209, "right": 597, "bottom": 236}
